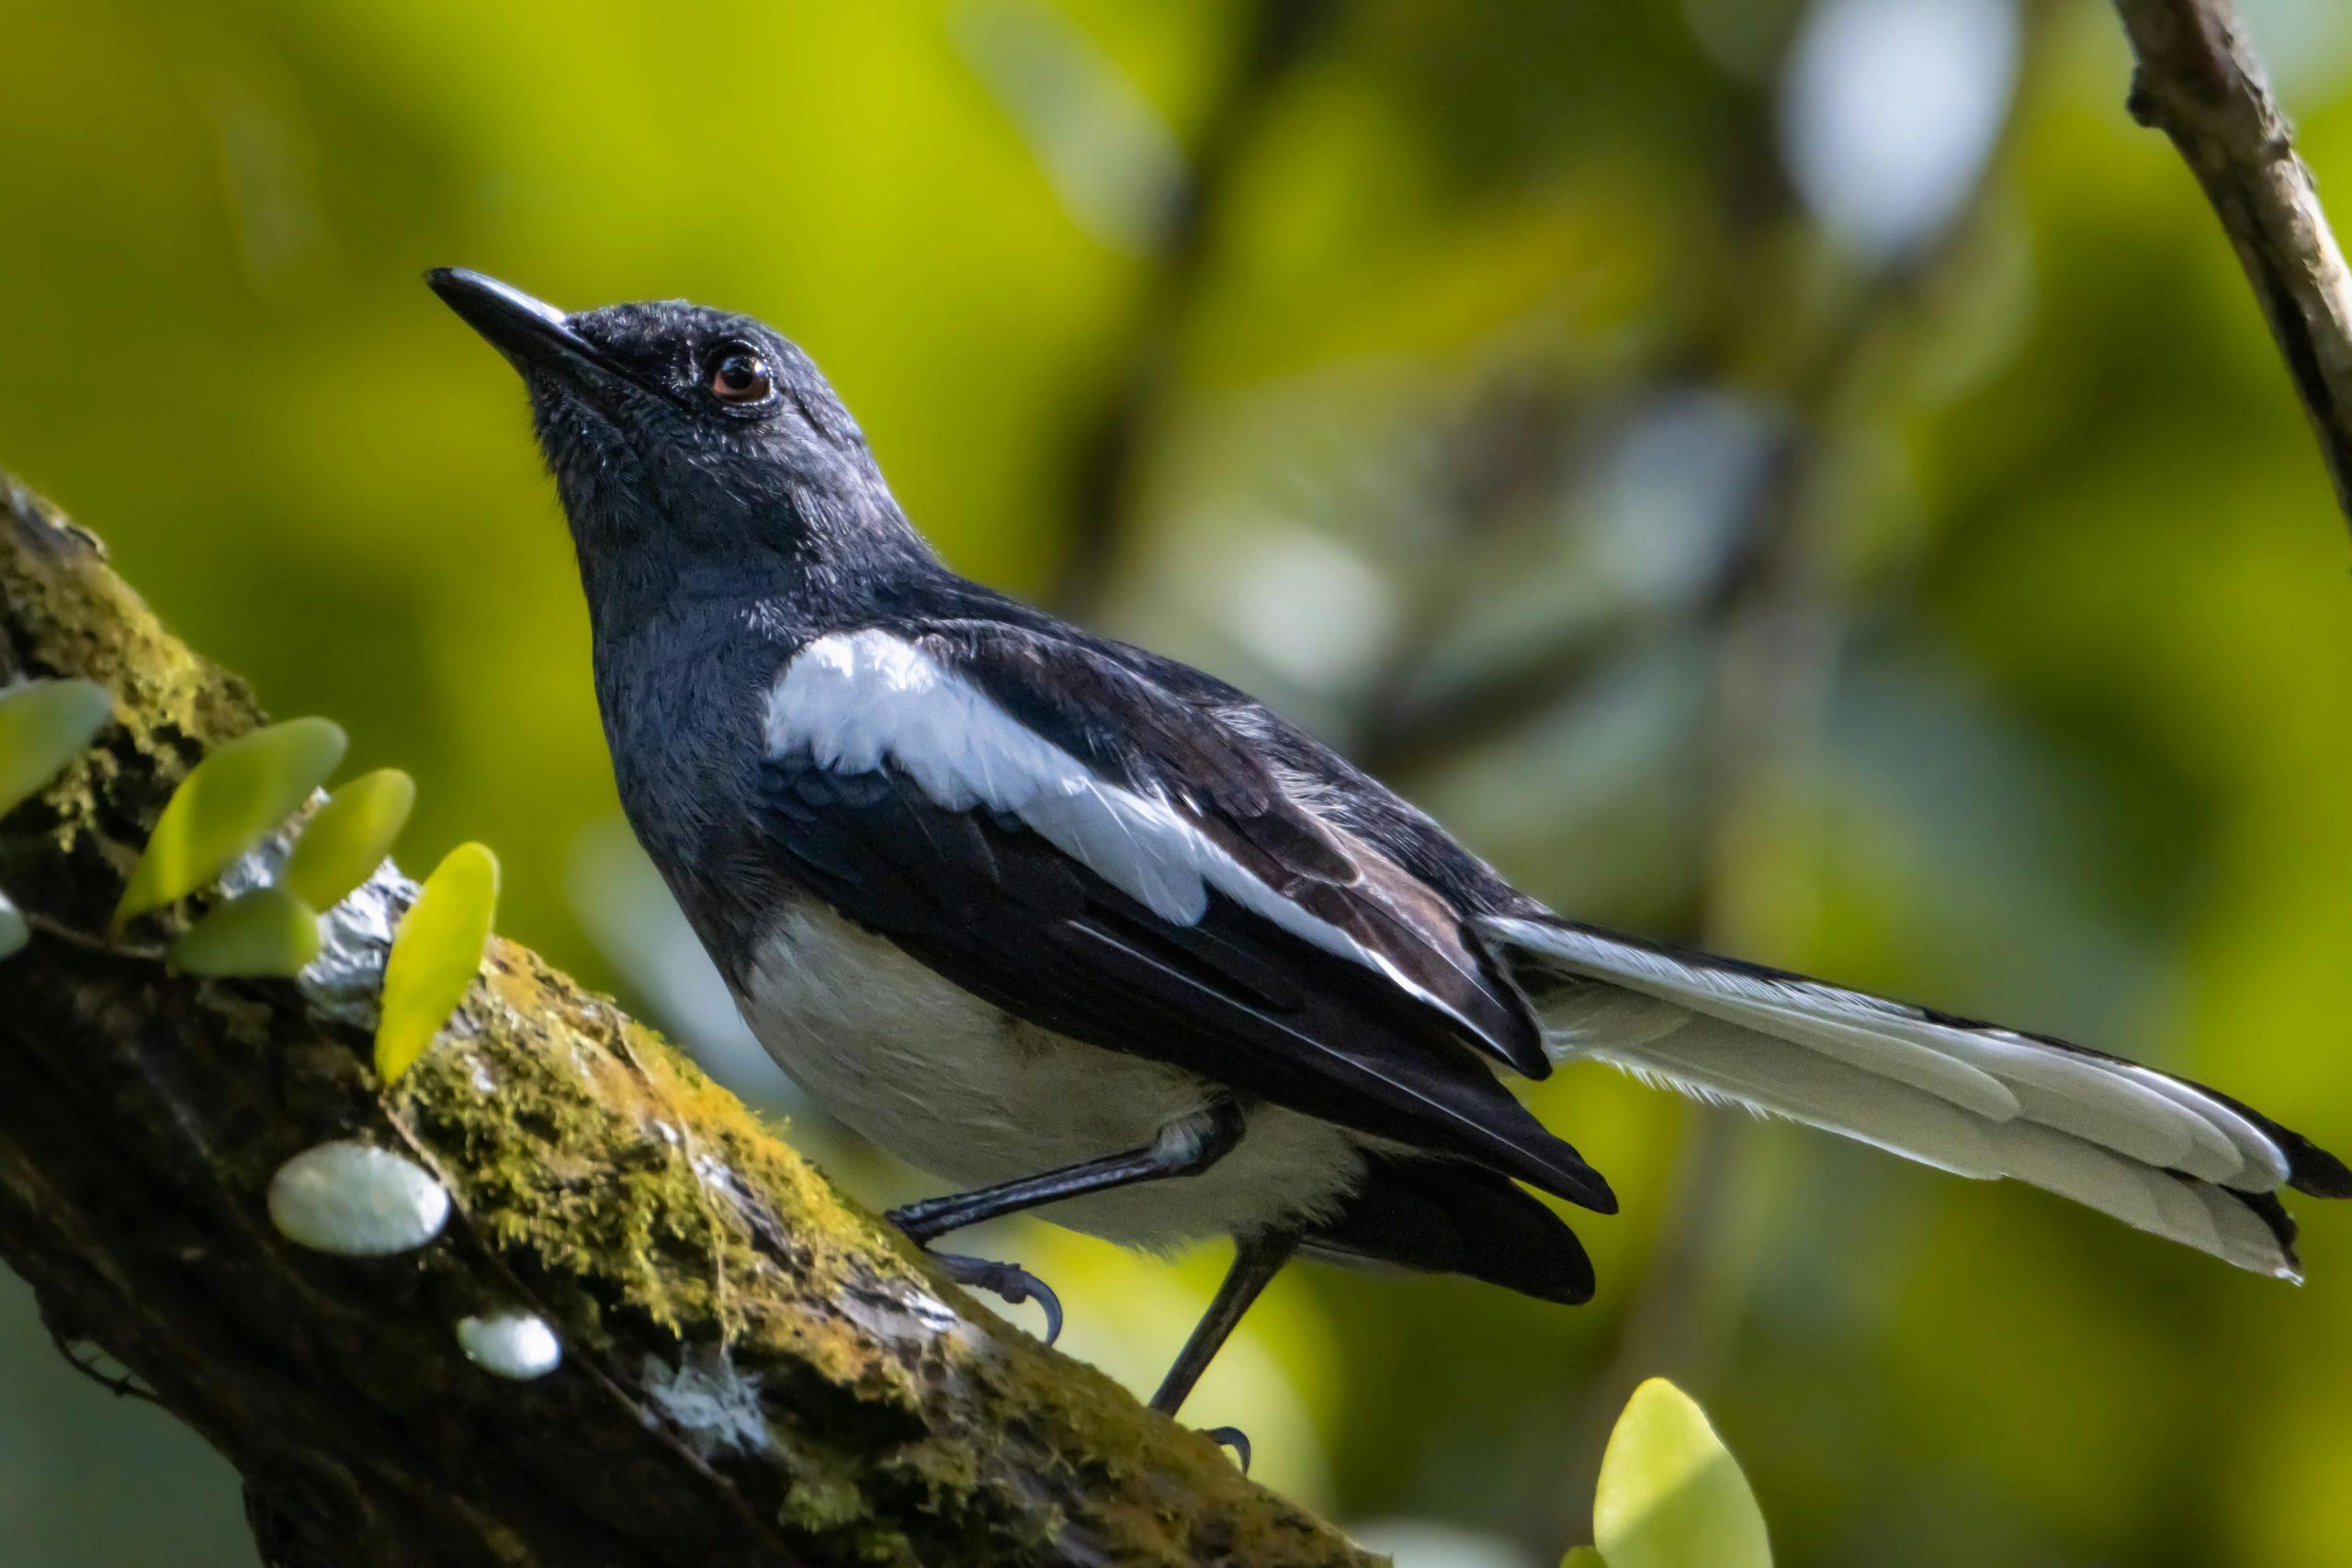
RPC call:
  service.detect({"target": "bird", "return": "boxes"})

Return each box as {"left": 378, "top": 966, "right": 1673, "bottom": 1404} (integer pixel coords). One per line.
{"left": 428, "top": 266, "right": 2349, "bottom": 1453}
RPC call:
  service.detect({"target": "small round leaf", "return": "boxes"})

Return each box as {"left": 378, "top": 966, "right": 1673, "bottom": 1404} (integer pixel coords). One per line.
{"left": 376, "top": 841, "right": 499, "bottom": 1086}
{"left": 0, "top": 678, "right": 113, "bottom": 820}
{"left": 169, "top": 886, "right": 322, "bottom": 977}
{"left": 283, "top": 768, "right": 416, "bottom": 910}
{"left": 1563, "top": 1551, "right": 1611, "bottom": 1568}
{"left": 1593, "top": 1380, "right": 1770, "bottom": 1568}
{"left": 0, "top": 890, "right": 26, "bottom": 960}
{"left": 114, "top": 716, "right": 347, "bottom": 929}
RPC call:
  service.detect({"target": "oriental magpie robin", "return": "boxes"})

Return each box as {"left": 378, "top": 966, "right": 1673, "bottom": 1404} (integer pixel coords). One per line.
{"left": 428, "top": 267, "right": 2349, "bottom": 1438}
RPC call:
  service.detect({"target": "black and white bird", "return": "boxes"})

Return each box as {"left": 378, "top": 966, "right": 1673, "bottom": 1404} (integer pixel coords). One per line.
{"left": 429, "top": 267, "right": 2349, "bottom": 1443}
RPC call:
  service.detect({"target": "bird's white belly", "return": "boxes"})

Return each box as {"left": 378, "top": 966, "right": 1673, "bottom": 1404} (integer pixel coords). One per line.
{"left": 737, "top": 901, "right": 1364, "bottom": 1248}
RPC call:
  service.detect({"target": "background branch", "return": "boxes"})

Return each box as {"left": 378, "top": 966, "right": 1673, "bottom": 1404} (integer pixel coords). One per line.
{"left": 0, "top": 472, "right": 1375, "bottom": 1568}
{"left": 1048, "top": 0, "right": 1334, "bottom": 615}
{"left": 2113, "top": 0, "right": 2352, "bottom": 532}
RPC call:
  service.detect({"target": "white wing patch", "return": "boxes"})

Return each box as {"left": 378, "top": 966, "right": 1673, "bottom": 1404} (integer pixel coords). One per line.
{"left": 1480, "top": 914, "right": 2301, "bottom": 1278}
{"left": 765, "top": 629, "right": 1442, "bottom": 1008}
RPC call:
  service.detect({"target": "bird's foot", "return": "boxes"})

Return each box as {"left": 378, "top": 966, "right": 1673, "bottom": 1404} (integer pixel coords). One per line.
{"left": 1200, "top": 1425, "right": 1251, "bottom": 1473}
{"left": 929, "top": 1251, "right": 1064, "bottom": 1346}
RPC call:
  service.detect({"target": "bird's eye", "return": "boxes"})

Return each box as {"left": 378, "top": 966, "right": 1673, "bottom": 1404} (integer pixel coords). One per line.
{"left": 707, "top": 347, "right": 775, "bottom": 404}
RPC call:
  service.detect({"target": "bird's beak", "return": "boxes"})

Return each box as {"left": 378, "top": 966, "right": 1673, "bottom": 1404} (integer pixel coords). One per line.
{"left": 426, "top": 267, "right": 627, "bottom": 382}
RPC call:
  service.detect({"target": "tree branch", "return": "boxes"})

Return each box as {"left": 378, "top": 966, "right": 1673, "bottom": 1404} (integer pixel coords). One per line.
{"left": 2113, "top": 0, "right": 2352, "bottom": 532}
{"left": 0, "top": 470, "right": 1376, "bottom": 1568}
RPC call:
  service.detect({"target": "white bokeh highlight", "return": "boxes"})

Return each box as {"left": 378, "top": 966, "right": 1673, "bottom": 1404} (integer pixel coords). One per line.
{"left": 1781, "top": 0, "right": 2019, "bottom": 260}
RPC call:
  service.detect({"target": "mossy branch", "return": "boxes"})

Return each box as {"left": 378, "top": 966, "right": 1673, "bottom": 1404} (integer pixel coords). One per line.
{"left": 0, "top": 470, "right": 1379, "bottom": 1568}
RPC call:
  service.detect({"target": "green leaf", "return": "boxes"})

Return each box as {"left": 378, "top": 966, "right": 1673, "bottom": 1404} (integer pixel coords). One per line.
{"left": 113, "top": 716, "right": 346, "bottom": 929}
{"left": 1593, "top": 1379, "right": 1770, "bottom": 1568}
{"left": 1563, "top": 1550, "right": 1611, "bottom": 1568}
{"left": 0, "top": 890, "right": 26, "bottom": 960}
{"left": 0, "top": 678, "right": 113, "bottom": 819}
{"left": 283, "top": 767, "right": 416, "bottom": 909}
{"left": 169, "top": 886, "right": 321, "bottom": 977}
{"left": 375, "top": 841, "right": 499, "bottom": 1086}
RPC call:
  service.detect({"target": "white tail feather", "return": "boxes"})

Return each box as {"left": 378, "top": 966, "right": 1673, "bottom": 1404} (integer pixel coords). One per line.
{"left": 1479, "top": 916, "right": 2302, "bottom": 1278}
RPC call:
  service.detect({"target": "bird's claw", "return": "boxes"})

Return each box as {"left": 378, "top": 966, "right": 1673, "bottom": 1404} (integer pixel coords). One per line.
{"left": 1200, "top": 1425, "right": 1251, "bottom": 1472}
{"left": 931, "top": 1251, "right": 1064, "bottom": 1346}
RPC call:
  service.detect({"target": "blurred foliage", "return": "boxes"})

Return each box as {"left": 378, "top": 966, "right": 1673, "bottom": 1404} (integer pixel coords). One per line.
{"left": 282, "top": 765, "right": 415, "bottom": 910}
{"left": 168, "top": 885, "right": 321, "bottom": 977}
{"left": 5, "top": 0, "right": 2352, "bottom": 1563}
{"left": 112, "top": 716, "right": 345, "bottom": 927}
{"left": 0, "top": 679, "right": 112, "bottom": 820}
{"left": 1586, "top": 1379, "right": 1770, "bottom": 1568}
{"left": 0, "top": 678, "right": 110, "bottom": 963}
{"left": 376, "top": 840, "right": 498, "bottom": 1085}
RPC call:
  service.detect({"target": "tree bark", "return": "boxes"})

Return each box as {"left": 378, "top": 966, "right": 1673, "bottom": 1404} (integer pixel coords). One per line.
{"left": 2112, "top": 0, "right": 2352, "bottom": 534}
{"left": 0, "top": 469, "right": 1378, "bottom": 1567}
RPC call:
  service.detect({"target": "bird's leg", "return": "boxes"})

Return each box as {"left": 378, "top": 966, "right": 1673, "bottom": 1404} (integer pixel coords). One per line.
{"left": 887, "top": 1100, "right": 1246, "bottom": 1344}
{"left": 887, "top": 1099, "right": 1245, "bottom": 1241}
{"left": 1149, "top": 1226, "right": 1303, "bottom": 1469}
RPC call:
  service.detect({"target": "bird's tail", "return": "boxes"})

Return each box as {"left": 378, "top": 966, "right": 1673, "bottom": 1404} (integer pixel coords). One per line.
{"left": 1478, "top": 914, "right": 2351, "bottom": 1278}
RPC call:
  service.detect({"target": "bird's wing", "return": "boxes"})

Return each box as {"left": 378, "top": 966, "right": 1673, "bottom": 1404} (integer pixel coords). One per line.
{"left": 1483, "top": 914, "right": 2352, "bottom": 1276}
{"left": 756, "top": 621, "right": 1611, "bottom": 1211}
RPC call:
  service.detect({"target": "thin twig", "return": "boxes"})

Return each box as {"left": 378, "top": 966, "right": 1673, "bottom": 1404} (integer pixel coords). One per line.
{"left": 23, "top": 908, "right": 166, "bottom": 963}
{"left": 2113, "top": 0, "right": 2352, "bottom": 533}
{"left": 47, "top": 1325, "right": 163, "bottom": 1405}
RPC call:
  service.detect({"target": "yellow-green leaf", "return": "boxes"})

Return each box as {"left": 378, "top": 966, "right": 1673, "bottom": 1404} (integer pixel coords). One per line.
{"left": 375, "top": 841, "right": 499, "bottom": 1086}
{"left": 0, "top": 890, "right": 26, "bottom": 960}
{"left": 283, "top": 768, "right": 416, "bottom": 909}
{"left": 0, "top": 678, "right": 113, "bottom": 819}
{"left": 113, "top": 716, "right": 346, "bottom": 929}
{"left": 1563, "top": 1550, "right": 1611, "bottom": 1568}
{"left": 169, "top": 887, "right": 321, "bottom": 977}
{"left": 1593, "top": 1379, "right": 1770, "bottom": 1568}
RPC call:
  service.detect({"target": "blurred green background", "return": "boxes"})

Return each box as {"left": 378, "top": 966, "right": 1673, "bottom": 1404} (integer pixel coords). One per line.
{"left": 6, "top": 0, "right": 2352, "bottom": 1562}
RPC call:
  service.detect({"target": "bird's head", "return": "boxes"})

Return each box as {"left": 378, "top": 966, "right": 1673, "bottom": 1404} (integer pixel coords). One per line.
{"left": 427, "top": 268, "right": 918, "bottom": 598}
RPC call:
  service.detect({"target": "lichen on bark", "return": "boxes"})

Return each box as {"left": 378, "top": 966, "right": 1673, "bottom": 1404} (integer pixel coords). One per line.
{"left": 0, "top": 470, "right": 1380, "bottom": 1568}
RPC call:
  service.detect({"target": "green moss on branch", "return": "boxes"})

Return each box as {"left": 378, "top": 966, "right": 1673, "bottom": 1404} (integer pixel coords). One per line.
{"left": 0, "top": 471, "right": 1380, "bottom": 1568}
